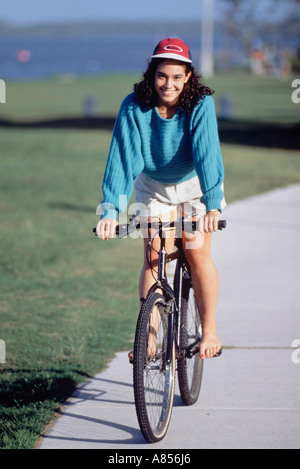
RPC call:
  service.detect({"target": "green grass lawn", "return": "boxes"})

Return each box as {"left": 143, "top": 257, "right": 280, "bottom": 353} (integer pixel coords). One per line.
{"left": 0, "top": 127, "right": 143, "bottom": 449}
{"left": 1, "top": 71, "right": 299, "bottom": 123}
{"left": 0, "top": 72, "right": 299, "bottom": 448}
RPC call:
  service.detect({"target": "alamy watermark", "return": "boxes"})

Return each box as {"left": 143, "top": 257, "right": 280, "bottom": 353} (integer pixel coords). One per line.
{"left": 291, "top": 79, "right": 300, "bottom": 104}
{"left": 0, "top": 340, "right": 6, "bottom": 364}
{"left": 291, "top": 339, "right": 300, "bottom": 364}
{"left": 0, "top": 79, "right": 6, "bottom": 103}
{"left": 96, "top": 199, "right": 205, "bottom": 235}
{"left": 96, "top": 198, "right": 210, "bottom": 248}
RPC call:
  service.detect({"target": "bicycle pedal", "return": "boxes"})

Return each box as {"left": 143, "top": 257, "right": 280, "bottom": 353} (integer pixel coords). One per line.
{"left": 213, "top": 348, "right": 223, "bottom": 358}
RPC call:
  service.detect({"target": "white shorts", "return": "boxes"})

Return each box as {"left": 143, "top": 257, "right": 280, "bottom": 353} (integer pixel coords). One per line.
{"left": 134, "top": 172, "right": 226, "bottom": 218}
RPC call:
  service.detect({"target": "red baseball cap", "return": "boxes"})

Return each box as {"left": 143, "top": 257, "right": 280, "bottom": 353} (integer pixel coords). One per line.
{"left": 151, "top": 38, "right": 192, "bottom": 63}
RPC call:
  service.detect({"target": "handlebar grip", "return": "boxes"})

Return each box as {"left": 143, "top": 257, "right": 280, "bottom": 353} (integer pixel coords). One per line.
{"left": 93, "top": 219, "right": 227, "bottom": 237}
{"left": 92, "top": 225, "right": 129, "bottom": 238}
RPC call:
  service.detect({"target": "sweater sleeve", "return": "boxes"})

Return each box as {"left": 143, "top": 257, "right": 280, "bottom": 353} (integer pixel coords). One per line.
{"left": 100, "top": 94, "right": 145, "bottom": 219}
{"left": 190, "top": 95, "right": 225, "bottom": 212}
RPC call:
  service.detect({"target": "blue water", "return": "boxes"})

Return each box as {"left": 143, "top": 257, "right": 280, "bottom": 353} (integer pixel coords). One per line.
{"left": 1, "top": 35, "right": 198, "bottom": 81}
{"left": 0, "top": 35, "right": 149, "bottom": 80}
{"left": 0, "top": 32, "right": 244, "bottom": 81}
{"left": 0, "top": 31, "right": 298, "bottom": 81}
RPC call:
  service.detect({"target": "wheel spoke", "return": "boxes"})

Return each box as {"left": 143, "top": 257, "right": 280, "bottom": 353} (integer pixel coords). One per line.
{"left": 178, "top": 281, "right": 204, "bottom": 406}
{"left": 134, "top": 293, "right": 175, "bottom": 442}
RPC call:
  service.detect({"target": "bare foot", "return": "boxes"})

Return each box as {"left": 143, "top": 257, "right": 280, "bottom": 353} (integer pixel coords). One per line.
{"left": 128, "top": 350, "right": 134, "bottom": 363}
{"left": 147, "top": 327, "right": 157, "bottom": 357}
{"left": 128, "top": 330, "right": 158, "bottom": 364}
{"left": 199, "top": 331, "right": 222, "bottom": 359}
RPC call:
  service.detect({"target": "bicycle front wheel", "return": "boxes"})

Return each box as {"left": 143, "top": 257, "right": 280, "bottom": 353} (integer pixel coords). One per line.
{"left": 133, "top": 292, "right": 175, "bottom": 443}
{"left": 178, "top": 280, "right": 204, "bottom": 406}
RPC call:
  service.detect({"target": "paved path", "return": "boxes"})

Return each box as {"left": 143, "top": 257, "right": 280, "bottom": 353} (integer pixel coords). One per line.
{"left": 38, "top": 185, "right": 300, "bottom": 450}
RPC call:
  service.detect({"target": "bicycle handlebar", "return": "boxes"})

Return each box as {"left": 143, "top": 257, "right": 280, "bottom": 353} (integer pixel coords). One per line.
{"left": 93, "top": 218, "right": 226, "bottom": 239}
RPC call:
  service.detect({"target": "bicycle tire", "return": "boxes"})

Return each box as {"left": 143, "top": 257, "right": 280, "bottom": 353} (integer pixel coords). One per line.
{"left": 177, "top": 279, "right": 204, "bottom": 406}
{"left": 133, "top": 292, "right": 175, "bottom": 443}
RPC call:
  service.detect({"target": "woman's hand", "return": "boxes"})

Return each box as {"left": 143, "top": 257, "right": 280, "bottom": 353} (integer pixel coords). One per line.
{"left": 96, "top": 218, "right": 119, "bottom": 240}
{"left": 203, "top": 210, "right": 221, "bottom": 233}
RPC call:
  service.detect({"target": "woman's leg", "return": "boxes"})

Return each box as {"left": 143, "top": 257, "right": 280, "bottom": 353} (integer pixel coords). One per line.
{"left": 139, "top": 210, "right": 177, "bottom": 300}
{"left": 129, "top": 210, "right": 176, "bottom": 362}
{"left": 182, "top": 229, "right": 222, "bottom": 359}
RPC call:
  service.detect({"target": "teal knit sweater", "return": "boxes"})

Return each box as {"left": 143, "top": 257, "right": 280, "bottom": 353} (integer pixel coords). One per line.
{"left": 100, "top": 92, "right": 224, "bottom": 219}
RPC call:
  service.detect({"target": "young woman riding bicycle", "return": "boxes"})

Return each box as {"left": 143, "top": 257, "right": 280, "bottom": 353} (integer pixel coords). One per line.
{"left": 96, "top": 38, "right": 226, "bottom": 360}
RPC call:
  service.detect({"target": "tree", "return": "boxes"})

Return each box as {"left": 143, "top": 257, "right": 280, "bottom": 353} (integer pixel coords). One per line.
{"left": 219, "top": 0, "right": 300, "bottom": 47}
{"left": 218, "top": 0, "right": 300, "bottom": 71}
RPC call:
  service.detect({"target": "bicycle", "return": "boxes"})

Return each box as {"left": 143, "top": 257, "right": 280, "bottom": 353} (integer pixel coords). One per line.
{"left": 93, "top": 213, "right": 226, "bottom": 443}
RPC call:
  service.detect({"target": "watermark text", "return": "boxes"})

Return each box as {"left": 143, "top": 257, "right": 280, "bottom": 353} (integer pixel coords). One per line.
{"left": 291, "top": 339, "right": 300, "bottom": 364}
{"left": 0, "top": 79, "right": 6, "bottom": 103}
{"left": 0, "top": 340, "right": 6, "bottom": 364}
{"left": 96, "top": 198, "right": 211, "bottom": 248}
{"left": 291, "top": 79, "right": 300, "bottom": 104}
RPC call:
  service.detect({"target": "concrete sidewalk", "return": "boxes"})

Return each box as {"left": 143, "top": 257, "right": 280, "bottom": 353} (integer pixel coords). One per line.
{"left": 38, "top": 185, "right": 300, "bottom": 450}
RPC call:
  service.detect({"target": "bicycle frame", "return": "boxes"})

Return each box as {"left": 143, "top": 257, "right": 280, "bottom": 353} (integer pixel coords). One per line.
{"left": 142, "top": 216, "right": 225, "bottom": 366}
{"left": 93, "top": 214, "right": 226, "bottom": 443}
{"left": 93, "top": 215, "right": 226, "bottom": 366}
{"left": 146, "top": 229, "right": 185, "bottom": 367}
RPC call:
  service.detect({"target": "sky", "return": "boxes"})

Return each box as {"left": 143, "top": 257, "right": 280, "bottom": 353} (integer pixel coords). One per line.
{"left": 0, "top": 0, "right": 294, "bottom": 26}
{"left": 1, "top": 0, "right": 208, "bottom": 24}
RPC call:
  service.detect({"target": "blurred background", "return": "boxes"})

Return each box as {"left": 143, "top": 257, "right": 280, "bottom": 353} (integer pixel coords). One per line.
{"left": 1, "top": 0, "right": 300, "bottom": 80}
{"left": 0, "top": 0, "right": 300, "bottom": 449}
{"left": 1, "top": 0, "right": 299, "bottom": 125}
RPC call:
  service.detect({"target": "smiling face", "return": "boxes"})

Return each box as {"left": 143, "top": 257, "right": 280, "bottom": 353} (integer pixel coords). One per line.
{"left": 154, "top": 60, "right": 192, "bottom": 108}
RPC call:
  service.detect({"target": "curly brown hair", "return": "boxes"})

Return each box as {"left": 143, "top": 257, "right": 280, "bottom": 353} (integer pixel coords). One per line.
{"left": 134, "top": 58, "right": 214, "bottom": 114}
